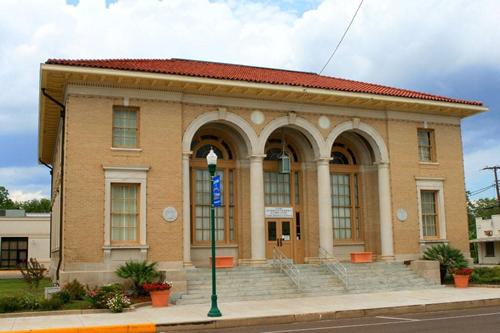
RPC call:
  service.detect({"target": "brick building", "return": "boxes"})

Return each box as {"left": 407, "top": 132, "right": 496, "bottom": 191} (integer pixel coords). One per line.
{"left": 38, "top": 58, "right": 486, "bottom": 288}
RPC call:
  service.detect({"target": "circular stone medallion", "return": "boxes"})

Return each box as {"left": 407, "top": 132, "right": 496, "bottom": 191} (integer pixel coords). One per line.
{"left": 396, "top": 208, "right": 408, "bottom": 222}
{"left": 250, "top": 110, "right": 265, "bottom": 125}
{"left": 318, "top": 116, "right": 331, "bottom": 129}
{"left": 162, "top": 207, "right": 178, "bottom": 222}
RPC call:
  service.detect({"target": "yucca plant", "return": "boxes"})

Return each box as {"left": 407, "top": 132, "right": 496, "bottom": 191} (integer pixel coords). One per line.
{"left": 423, "top": 244, "right": 468, "bottom": 283}
{"left": 115, "top": 261, "right": 160, "bottom": 296}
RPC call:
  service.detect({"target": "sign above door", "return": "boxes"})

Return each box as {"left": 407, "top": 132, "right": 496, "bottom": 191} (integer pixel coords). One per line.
{"left": 265, "top": 207, "right": 293, "bottom": 218}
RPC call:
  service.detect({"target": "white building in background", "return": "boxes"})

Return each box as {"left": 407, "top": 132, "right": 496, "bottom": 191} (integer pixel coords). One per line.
{"left": 471, "top": 214, "right": 500, "bottom": 265}
{"left": 0, "top": 210, "right": 50, "bottom": 269}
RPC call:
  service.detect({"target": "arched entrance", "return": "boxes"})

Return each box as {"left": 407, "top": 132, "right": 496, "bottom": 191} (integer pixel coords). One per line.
{"left": 262, "top": 129, "right": 312, "bottom": 263}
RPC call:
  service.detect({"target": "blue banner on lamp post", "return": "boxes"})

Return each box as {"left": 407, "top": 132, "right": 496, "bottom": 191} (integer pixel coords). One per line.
{"left": 212, "top": 175, "right": 221, "bottom": 207}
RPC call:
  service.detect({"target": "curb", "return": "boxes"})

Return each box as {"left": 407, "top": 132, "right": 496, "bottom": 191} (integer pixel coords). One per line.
{"left": 155, "top": 297, "right": 500, "bottom": 332}
{"left": 3, "top": 323, "right": 156, "bottom": 333}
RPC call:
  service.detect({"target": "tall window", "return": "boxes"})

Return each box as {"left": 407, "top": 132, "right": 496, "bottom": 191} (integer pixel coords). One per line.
{"left": 113, "top": 106, "right": 138, "bottom": 148}
{"left": 485, "top": 242, "right": 495, "bottom": 257}
{"left": 421, "top": 190, "right": 438, "bottom": 238}
{"left": 111, "top": 184, "right": 139, "bottom": 242}
{"left": 0, "top": 237, "right": 28, "bottom": 269}
{"left": 330, "top": 145, "right": 361, "bottom": 241}
{"left": 418, "top": 129, "right": 435, "bottom": 162}
{"left": 190, "top": 133, "right": 236, "bottom": 244}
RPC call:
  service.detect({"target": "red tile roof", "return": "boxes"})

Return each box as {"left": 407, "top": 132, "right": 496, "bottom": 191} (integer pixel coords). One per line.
{"left": 45, "top": 58, "right": 483, "bottom": 106}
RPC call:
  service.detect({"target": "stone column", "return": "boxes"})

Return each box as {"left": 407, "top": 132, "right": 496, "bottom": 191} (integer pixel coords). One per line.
{"left": 378, "top": 162, "right": 394, "bottom": 260}
{"left": 249, "top": 155, "right": 266, "bottom": 264}
{"left": 317, "top": 158, "right": 333, "bottom": 255}
{"left": 182, "top": 152, "right": 193, "bottom": 267}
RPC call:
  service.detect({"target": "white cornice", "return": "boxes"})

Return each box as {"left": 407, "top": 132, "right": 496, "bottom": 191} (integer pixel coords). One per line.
{"left": 66, "top": 84, "right": 462, "bottom": 125}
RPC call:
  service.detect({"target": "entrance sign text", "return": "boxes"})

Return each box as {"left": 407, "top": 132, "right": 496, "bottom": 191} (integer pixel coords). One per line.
{"left": 265, "top": 207, "right": 293, "bottom": 218}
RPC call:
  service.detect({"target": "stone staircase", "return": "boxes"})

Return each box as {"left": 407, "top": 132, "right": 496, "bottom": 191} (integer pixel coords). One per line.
{"left": 176, "top": 262, "right": 443, "bottom": 305}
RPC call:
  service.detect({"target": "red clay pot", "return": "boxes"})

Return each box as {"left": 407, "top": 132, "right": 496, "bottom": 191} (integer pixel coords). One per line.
{"left": 209, "top": 256, "right": 234, "bottom": 268}
{"left": 453, "top": 274, "right": 470, "bottom": 288}
{"left": 150, "top": 290, "right": 170, "bottom": 307}
{"left": 350, "top": 252, "right": 373, "bottom": 263}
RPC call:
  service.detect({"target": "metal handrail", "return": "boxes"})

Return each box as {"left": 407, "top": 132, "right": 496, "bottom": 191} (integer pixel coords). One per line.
{"left": 318, "top": 247, "right": 349, "bottom": 289}
{"left": 272, "top": 246, "right": 302, "bottom": 289}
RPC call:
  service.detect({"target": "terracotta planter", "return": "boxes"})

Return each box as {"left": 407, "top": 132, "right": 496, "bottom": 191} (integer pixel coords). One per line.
{"left": 150, "top": 290, "right": 170, "bottom": 307}
{"left": 350, "top": 252, "right": 373, "bottom": 263}
{"left": 209, "top": 256, "right": 234, "bottom": 268}
{"left": 453, "top": 274, "right": 470, "bottom": 288}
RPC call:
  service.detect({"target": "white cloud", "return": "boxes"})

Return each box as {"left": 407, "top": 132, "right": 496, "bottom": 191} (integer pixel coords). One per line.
{"left": 9, "top": 190, "right": 46, "bottom": 202}
{"left": 464, "top": 144, "right": 500, "bottom": 198}
{"left": 0, "top": 0, "right": 498, "bottom": 197}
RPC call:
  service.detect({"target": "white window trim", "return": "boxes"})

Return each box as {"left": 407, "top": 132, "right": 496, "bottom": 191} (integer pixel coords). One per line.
{"left": 103, "top": 166, "right": 149, "bottom": 248}
{"left": 416, "top": 178, "right": 446, "bottom": 240}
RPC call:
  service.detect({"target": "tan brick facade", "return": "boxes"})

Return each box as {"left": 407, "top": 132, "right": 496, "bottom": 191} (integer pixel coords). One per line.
{"left": 38, "top": 66, "right": 483, "bottom": 286}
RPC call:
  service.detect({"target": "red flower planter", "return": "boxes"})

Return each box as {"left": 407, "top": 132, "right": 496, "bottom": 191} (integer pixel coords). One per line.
{"left": 350, "top": 252, "right": 373, "bottom": 263}
{"left": 209, "top": 256, "right": 234, "bottom": 268}
{"left": 150, "top": 290, "right": 170, "bottom": 307}
{"left": 453, "top": 274, "right": 470, "bottom": 288}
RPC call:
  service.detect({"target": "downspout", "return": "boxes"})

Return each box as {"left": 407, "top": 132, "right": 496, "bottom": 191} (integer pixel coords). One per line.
{"left": 38, "top": 159, "right": 53, "bottom": 267}
{"left": 41, "top": 88, "right": 65, "bottom": 282}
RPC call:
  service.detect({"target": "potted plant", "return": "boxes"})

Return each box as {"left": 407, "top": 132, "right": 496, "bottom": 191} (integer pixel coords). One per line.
{"left": 422, "top": 244, "right": 468, "bottom": 284}
{"left": 143, "top": 281, "right": 172, "bottom": 307}
{"left": 453, "top": 268, "right": 473, "bottom": 288}
{"left": 115, "top": 260, "right": 160, "bottom": 296}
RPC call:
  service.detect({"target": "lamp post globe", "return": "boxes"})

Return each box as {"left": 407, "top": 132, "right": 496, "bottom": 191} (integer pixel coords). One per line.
{"left": 206, "top": 148, "right": 222, "bottom": 317}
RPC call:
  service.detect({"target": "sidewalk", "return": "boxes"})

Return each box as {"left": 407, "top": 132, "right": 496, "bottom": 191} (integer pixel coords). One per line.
{"left": 2, "top": 287, "right": 500, "bottom": 332}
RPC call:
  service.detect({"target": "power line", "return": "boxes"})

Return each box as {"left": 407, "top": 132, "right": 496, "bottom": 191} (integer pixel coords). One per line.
{"left": 469, "top": 184, "right": 496, "bottom": 196}
{"left": 319, "top": 0, "right": 364, "bottom": 75}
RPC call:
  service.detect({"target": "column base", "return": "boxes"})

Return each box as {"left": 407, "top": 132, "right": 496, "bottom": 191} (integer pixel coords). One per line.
{"left": 183, "top": 261, "right": 195, "bottom": 268}
{"left": 379, "top": 255, "right": 395, "bottom": 261}
{"left": 238, "top": 259, "right": 268, "bottom": 266}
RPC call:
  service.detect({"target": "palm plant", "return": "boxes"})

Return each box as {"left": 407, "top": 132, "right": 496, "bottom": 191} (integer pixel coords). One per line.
{"left": 115, "top": 261, "right": 160, "bottom": 296}
{"left": 423, "top": 244, "right": 468, "bottom": 283}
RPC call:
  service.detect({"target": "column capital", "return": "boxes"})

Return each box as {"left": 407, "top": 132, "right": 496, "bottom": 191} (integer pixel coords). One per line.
{"left": 316, "top": 156, "right": 332, "bottom": 166}
{"left": 248, "top": 154, "right": 266, "bottom": 161}
{"left": 182, "top": 151, "right": 193, "bottom": 159}
{"left": 375, "top": 161, "right": 390, "bottom": 167}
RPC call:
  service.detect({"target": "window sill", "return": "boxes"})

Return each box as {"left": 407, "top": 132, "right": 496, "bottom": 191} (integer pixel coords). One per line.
{"left": 333, "top": 241, "right": 365, "bottom": 246}
{"left": 103, "top": 244, "right": 149, "bottom": 250}
{"left": 111, "top": 147, "right": 143, "bottom": 152}
{"left": 419, "top": 161, "right": 439, "bottom": 166}
{"left": 191, "top": 244, "right": 238, "bottom": 249}
{"left": 419, "top": 239, "right": 448, "bottom": 244}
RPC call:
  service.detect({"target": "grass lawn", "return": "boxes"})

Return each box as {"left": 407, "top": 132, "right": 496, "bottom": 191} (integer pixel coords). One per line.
{"left": 0, "top": 278, "right": 93, "bottom": 311}
{"left": 0, "top": 278, "right": 52, "bottom": 298}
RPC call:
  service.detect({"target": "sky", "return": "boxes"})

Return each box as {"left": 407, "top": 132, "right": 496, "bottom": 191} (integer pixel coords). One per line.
{"left": 0, "top": 0, "right": 498, "bottom": 202}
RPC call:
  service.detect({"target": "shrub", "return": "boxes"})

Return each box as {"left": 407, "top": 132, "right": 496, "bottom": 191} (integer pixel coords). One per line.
{"left": 62, "top": 279, "right": 86, "bottom": 300}
{"left": 20, "top": 294, "right": 42, "bottom": 311}
{"left": 19, "top": 258, "right": 46, "bottom": 289}
{"left": 53, "top": 290, "right": 71, "bottom": 304}
{"left": 115, "top": 261, "right": 159, "bottom": 296}
{"left": 471, "top": 267, "right": 500, "bottom": 284}
{"left": 40, "top": 296, "right": 64, "bottom": 311}
{"left": 423, "top": 244, "right": 468, "bottom": 276}
{"left": 0, "top": 297, "right": 23, "bottom": 313}
{"left": 86, "top": 283, "right": 123, "bottom": 309}
{"left": 106, "top": 294, "right": 131, "bottom": 313}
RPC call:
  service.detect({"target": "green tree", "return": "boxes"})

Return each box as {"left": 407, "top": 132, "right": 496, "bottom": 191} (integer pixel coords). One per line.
{"left": 0, "top": 186, "right": 17, "bottom": 210}
{"left": 18, "top": 198, "right": 51, "bottom": 213}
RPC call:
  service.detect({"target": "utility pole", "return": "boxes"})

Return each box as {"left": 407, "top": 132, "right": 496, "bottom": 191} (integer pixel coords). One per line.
{"left": 483, "top": 166, "right": 500, "bottom": 205}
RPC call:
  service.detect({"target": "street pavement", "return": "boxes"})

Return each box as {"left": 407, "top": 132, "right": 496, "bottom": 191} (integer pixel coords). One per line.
{"left": 192, "top": 305, "right": 500, "bottom": 333}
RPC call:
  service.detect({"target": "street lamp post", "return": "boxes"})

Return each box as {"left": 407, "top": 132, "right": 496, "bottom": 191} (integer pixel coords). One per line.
{"left": 206, "top": 148, "right": 222, "bottom": 317}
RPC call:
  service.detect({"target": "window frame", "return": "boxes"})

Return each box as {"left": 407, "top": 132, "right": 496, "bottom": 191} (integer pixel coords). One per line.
{"left": 110, "top": 183, "right": 140, "bottom": 243}
{"left": 190, "top": 133, "right": 238, "bottom": 245}
{"left": 103, "top": 166, "right": 149, "bottom": 248}
{"left": 416, "top": 178, "right": 447, "bottom": 241}
{"left": 417, "top": 128, "right": 436, "bottom": 162}
{"left": 485, "top": 242, "right": 495, "bottom": 257}
{"left": 112, "top": 106, "right": 140, "bottom": 149}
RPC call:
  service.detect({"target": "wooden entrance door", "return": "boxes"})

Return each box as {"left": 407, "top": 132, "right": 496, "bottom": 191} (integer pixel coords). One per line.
{"left": 266, "top": 220, "right": 293, "bottom": 260}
